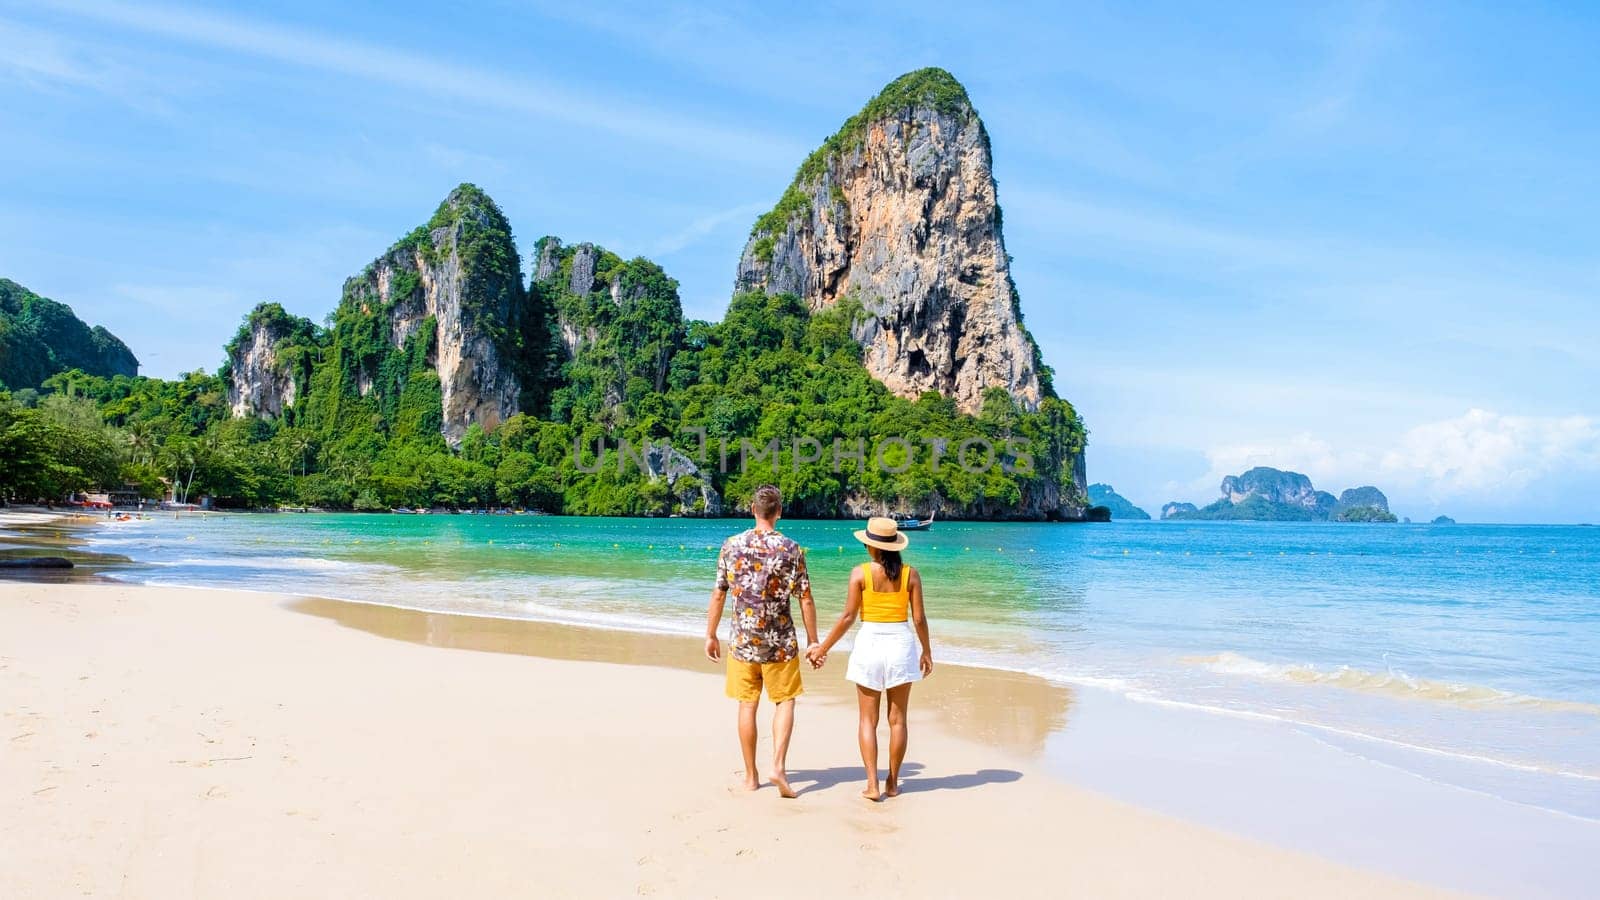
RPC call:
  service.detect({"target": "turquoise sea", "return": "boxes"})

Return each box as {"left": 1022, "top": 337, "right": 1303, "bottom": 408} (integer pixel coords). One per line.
{"left": 84, "top": 514, "right": 1600, "bottom": 822}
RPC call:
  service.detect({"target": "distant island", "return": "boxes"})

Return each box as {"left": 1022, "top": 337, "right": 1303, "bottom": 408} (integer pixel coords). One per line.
{"left": 1088, "top": 484, "right": 1150, "bottom": 520}
{"left": 1162, "top": 467, "right": 1398, "bottom": 522}
{"left": 1431, "top": 515, "right": 1456, "bottom": 525}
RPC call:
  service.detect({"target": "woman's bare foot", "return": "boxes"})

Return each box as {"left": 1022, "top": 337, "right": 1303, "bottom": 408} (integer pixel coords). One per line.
{"left": 884, "top": 777, "right": 901, "bottom": 798}
{"left": 771, "top": 774, "right": 798, "bottom": 799}
{"left": 861, "top": 783, "right": 882, "bottom": 801}
{"left": 742, "top": 773, "right": 760, "bottom": 791}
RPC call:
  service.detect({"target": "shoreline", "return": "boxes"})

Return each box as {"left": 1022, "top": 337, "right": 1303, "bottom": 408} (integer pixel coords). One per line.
{"left": 7, "top": 511, "right": 1598, "bottom": 895}
{"left": 1, "top": 580, "right": 1450, "bottom": 898}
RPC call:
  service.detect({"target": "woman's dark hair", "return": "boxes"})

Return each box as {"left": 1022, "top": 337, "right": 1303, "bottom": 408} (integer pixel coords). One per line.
{"left": 872, "top": 547, "right": 904, "bottom": 583}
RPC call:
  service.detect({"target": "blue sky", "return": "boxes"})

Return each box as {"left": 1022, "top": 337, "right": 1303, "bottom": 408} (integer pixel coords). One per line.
{"left": 3, "top": 1, "right": 1597, "bottom": 522}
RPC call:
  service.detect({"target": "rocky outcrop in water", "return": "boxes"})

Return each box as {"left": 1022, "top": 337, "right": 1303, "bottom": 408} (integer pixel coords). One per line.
{"left": 1220, "top": 468, "right": 1336, "bottom": 513}
{"left": 1161, "top": 501, "right": 1199, "bottom": 519}
{"left": 1089, "top": 483, "right": 1150, "bottom": 520}
{"left": 734, "top": 68, "right": 1050, "bottom": 416}
{"left": 1165, "top": 468, "right": 1397, "bottom": 522}
{"left": 1334, "top": 486, "right": 1396, "bottom": 522}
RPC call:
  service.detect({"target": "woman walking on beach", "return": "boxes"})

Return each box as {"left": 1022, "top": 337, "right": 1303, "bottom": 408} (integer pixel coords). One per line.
{"left": 808, "top": 517, "right": 933, "bottom": 800}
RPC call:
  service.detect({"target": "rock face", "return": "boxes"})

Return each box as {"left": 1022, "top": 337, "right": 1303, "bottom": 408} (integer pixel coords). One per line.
{"left": 1220, "top": 467, "right": 1336, "bottom": 514}
{"left": 1335, "top": 486, "right": 1389, "bottom": 513}
{"left": 1089, "top": 483, "right": 1151, "bottom": 520}
{"left": 640, "top": 442, "right": 722, "bottom": 516}
{"left": 734, "top": 68, "right": 1048, "bottom": 416}
{"left": 225, "top": 303, "right": 314, "bottom": 419}
{"left": 1161, "top": 501, "right": 1199, "bottom": 520}
{"left": 1334, "top": 486, "right": 1396, "bottom": 522}
{"left": 341, "top": 185, "right": 527, "bottom": 445}
{"left": 1166, "top": 468, "right": 1397, "bottom": 522}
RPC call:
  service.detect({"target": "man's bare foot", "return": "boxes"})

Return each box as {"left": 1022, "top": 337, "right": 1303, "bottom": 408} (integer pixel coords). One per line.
{"left": 884, "top": 778, "right": 901, "bottom": 798}
{"left": 861, "top": 784, "right": 882, "bottom": 801}
{"left": 742, "top": 773, "right": 760, "bottom": 791}
{"left": 771, "top": 774, "right": 798, "bottom": 799}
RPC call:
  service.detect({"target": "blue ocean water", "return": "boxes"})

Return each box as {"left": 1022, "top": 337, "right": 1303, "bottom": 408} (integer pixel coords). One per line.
{"left": 83, "top": 514, "right": 1600, "bottom": 820}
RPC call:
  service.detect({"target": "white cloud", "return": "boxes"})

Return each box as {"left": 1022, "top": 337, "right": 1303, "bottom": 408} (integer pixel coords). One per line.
{"left": 0, "top": 17, "right": 174, "bottom": 112}
{"left": 1379, "top": 409, "right": 1600, "bottom": 497}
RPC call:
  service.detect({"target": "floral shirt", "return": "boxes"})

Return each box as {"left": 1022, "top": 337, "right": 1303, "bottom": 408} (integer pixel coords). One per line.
{"left": 716, "top": 528, "right": 812, "bottom": 663}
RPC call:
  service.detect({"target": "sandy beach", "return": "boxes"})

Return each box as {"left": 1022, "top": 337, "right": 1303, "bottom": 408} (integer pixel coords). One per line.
{"left": 0, "top": 580, "right": 1450, "bottom": 899}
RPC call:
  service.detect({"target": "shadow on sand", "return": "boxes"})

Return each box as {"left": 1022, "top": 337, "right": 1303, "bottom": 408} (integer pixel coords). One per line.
{"left": 786, "top": 763, "right": 1022, "bottom": 796}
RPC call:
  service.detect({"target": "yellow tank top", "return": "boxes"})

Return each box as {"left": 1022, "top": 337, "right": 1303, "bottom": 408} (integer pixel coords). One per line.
{"left": 860, "top": 562, "right": 910, "bottom": 623}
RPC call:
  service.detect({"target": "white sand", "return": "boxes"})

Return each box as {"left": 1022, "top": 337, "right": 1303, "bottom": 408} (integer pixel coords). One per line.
{"left": 0, "top": 582, "right": 1453, "bottom": 898}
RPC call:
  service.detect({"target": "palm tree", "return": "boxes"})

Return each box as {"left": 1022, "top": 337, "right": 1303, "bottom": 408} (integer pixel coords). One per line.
{"left": 125, "top": 422, "right": 155, "bottom": 466}
{"left": 288, "top": 431, "right": 314, "bottom": 477}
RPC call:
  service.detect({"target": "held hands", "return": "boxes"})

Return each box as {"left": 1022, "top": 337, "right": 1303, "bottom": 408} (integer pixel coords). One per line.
{"left": 805, "top": 643, "right": 827, "bottom": 670}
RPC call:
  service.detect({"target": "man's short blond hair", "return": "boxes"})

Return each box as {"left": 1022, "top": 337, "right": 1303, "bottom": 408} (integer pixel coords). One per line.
{"left": 752, "top": 485, "right": 782, "bottom": 519}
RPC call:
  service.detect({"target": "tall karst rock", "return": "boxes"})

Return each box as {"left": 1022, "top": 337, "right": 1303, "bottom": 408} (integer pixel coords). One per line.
{"left": 223, "top": 185, "right": 552, "bottom": 444}
{"left": 338, "top": 184, "right": 538, "bottom": 445}
{"left": 735, "top": 68, "right": 1051, "bottom": 415}
{"left": 224, "top": 303, "right": 317, "bottom": 419}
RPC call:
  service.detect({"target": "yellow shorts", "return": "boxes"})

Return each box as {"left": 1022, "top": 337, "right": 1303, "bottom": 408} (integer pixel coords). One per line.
{"left": 726, "top": 656, "right": 804, "bottom": 703}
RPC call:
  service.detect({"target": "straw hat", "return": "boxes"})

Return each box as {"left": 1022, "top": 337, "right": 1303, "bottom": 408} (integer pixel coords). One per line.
{"left": 854, "top": 516, "right": 909, "bottom": 551}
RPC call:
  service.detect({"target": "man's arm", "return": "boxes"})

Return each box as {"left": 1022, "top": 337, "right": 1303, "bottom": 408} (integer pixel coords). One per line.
{"left": 705, "top": 543, "right": 728, "bottom": 662}
{"left": 704, "top": 585, "right": 727, "bottom": 662}
{"left": 796, "top": 552, "right": 819, "bottom": 649}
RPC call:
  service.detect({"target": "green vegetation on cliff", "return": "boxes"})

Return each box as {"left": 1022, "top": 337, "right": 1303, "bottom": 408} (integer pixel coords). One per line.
{"left": 1088, "top": 483, "right": 1150, "bottom": 520}
{"left": 7, "top": 140, "right": 1085, "bottom": 514}
{"left": 0, "top": 279, "right": 138, "bottom": 390}
{"left": 751, "top": 67, "right": 977, "bottom": 239}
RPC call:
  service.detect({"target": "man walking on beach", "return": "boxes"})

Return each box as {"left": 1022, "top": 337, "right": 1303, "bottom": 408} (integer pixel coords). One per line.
{"left": 704, "top": 484, "right": 818, "bottom": 798}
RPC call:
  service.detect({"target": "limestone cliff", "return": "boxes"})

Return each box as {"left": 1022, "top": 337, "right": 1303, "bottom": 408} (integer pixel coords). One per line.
{"left": 1161, "top": 502, "right": 1199, "bottom": 520}
{"left": 1220, "top": 467, "right": 1337, "bottom": 515}
{"left": 340, "top": 185, "right": 530, "bottom": 445}
{"left": 734, "top": 68, "right": 1050, "bottom": 415}
{"left": 1165, "top": 468, "right": 1397, "bottom": 522}
{"left": 224, "top": 303, "right": 316, "bottom": 419}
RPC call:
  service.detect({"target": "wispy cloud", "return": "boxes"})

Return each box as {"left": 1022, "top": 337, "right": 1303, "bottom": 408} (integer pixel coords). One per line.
{"left": 647, "top": 202, "right": 766, "bottom": 257}
{"left": 42, "top": 0, "right": 803, "bottom": 166}
{"left": 0, "top": 17, "right": 174, "bottom": 112}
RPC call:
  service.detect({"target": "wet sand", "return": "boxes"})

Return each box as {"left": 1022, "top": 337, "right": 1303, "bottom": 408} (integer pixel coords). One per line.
{"left": 0, "top": 580, "right": 1451, "bottom": 898}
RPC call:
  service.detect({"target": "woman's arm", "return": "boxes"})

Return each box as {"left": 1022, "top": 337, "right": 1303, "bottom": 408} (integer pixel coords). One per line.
{"left": 909, "top": 567, "right": 932, "bottom": 676}
{"left": 811, "top": 567, "right": 863, "bottom": 666}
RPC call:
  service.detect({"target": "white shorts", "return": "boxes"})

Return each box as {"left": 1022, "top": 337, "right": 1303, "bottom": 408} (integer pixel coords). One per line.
{"left": 845, "top": 621, "right": 923, "bottom": 691}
